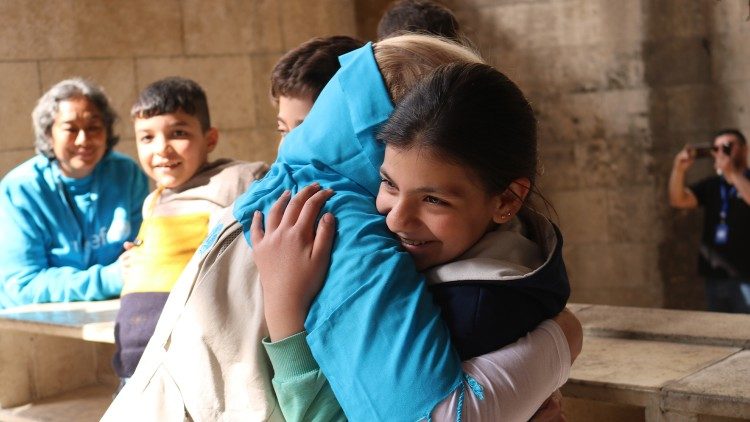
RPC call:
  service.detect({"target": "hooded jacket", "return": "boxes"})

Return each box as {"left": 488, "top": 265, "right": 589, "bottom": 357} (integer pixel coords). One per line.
{"left": 262, "top": 210, "right": 571, "bottom": 421}
{"left": 0, "top": 152, "right": 148, "bottom": 309}
{"left": 427, "top": 211, "right": 570, "bottom": 360}
{"left": 113, "top": 159, "right": 268, "bottom": 379}
{"left": 232, "top": 42, "right": 463, "bottom": 420}
{"left": 103, "top": 43, "right": 571, "bottom": 422}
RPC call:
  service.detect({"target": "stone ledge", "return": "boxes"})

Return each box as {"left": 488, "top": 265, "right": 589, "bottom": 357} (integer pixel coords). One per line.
{"left": 0, "top": 384, "right": 113, "bottom": 422}
{"left": 662, "top": 350, "right": 750, "bottom": 419}
{"left": 573, "top": 302, "right": 750, "bottom": 348}
{"left": 566, "top": 336, "right": 740, "bottom": 406}
{"left": 0, "top": 300, "right": 118, "bottom": 344}
{"left": 567, "top": 303, "right": 750, "bottom": 420}
{"left": 2, "top": 301, "right": 748, "bottom": 420}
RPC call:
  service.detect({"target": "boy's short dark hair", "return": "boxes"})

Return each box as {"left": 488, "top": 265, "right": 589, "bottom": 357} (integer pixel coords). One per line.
{"left": 131, "top": 77, "right": 211, "bottom": 132}
{"left": 377, "top": 0, "right": 460, "bottom": 41}
{"left": 270, "top": 35, "right": 365, "bottom": 106}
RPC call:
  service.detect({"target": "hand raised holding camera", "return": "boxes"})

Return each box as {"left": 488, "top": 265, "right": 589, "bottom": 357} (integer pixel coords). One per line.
{"left": 674, "top": 145, "right": 696, "bottom": 172}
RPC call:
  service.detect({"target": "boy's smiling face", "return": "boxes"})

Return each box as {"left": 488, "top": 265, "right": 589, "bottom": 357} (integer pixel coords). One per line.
{"left": 134, "top": 109, "right": 218, "bottom": 189}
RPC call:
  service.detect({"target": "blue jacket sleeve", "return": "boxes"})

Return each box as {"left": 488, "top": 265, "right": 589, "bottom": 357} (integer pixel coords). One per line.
{"left": 0, "top": 155, "right": 147, "bottom": 309}
{"left": 234, "top": 44, "right": 465, "bottom": 421}
{"left": 0, "top": 188, "right": 122, "bottom": 309}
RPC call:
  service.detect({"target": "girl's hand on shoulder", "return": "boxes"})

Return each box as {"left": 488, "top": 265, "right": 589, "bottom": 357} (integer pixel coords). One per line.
{"left": 251, "top": 183, "right": 336, "bottom": 341}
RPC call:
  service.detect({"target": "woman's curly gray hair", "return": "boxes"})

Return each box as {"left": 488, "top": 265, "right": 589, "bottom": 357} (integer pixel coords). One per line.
{"left": 32, "top": 78, "right": 119, "bottom": 158}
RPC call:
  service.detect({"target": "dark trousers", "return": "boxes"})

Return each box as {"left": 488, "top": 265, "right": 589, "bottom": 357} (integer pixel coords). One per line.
{"left": 705, "top": 278, "right": 750, "bottom": 313}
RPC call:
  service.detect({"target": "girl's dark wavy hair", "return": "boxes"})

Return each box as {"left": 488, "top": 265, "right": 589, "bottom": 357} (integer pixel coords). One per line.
{"left": 378, "top": 62, "right": 538, "bottom": 199}
{"left": 32, "top": 78, "right": 119, "bottom": 158}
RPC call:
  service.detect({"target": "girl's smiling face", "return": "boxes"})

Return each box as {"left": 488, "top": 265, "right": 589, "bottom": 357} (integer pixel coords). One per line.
{"left": 376, "top": 145, "right": 506, "bottom": 271}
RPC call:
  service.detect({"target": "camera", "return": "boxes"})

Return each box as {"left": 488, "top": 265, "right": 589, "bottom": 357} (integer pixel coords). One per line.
{"left": 689, "top": 142, "right": 733, "bottom": 159}
{"left": 690, "top": 144, "right": 713, "bottom": 159}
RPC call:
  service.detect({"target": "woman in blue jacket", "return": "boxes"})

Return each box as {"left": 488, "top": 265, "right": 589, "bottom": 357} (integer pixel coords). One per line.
{"left": 0, "top": 78, "right": 148, "bottom": 309}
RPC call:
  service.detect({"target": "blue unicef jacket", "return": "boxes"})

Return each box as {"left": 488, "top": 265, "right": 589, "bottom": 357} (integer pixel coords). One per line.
{"left": 0, "top": 152, "right": 148, "bottom": 309}
{"left": 233, "top": 44, "right": 465, "bottom": 420}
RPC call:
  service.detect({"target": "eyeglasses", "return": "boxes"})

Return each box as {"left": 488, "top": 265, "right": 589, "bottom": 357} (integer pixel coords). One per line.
{"left": 712, "top": 143, "right": 734, "bottom": 155}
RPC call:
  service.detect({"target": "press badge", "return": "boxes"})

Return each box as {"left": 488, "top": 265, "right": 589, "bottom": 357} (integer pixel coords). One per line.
{"left": 715, "top": 222, "right": 729, "bottom": 245}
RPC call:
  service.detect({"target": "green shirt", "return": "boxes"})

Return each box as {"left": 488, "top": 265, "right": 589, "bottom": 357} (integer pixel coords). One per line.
{"left": 263, "top": 332, "right": 345, "bottom": 422}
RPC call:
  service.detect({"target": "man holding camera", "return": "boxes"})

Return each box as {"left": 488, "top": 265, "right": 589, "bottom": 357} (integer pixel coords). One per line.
{"left": 669, "top": 128, "right": 750, "bottom": 313}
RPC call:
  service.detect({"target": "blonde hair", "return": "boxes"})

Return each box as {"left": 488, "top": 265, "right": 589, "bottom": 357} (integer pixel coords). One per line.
{"left": 373, "top": 34, "right": 484, "bottom": 103}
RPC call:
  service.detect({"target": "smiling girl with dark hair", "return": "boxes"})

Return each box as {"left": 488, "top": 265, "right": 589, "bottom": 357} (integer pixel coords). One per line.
{"left": 254, "top": 60, "right": 574, "bottom": 421}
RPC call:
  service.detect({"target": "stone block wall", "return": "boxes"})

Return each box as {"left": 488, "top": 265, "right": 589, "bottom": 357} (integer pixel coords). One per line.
{"left": 0, "top": 0, "right": 358, "bottom": 176}
{"left": 420, "top": 0, "right": 667, "bottom": 307}
{"left": 1, "top": 0, "right": 749, "bottom": 310}
{"left": 0, "top": 330, "right": 108, "bottom": 408}
{"left": 354, "top": 0, "right": 750, "bottom": 309}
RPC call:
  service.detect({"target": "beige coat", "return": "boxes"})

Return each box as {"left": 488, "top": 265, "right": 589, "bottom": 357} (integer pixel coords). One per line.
{"left": 104, "top": 190, "right": 282, "bottom": 420}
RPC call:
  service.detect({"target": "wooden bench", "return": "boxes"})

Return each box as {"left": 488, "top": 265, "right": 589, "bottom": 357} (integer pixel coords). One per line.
{"left": 0, "top": 300, "right": 119, "bottom": 421}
